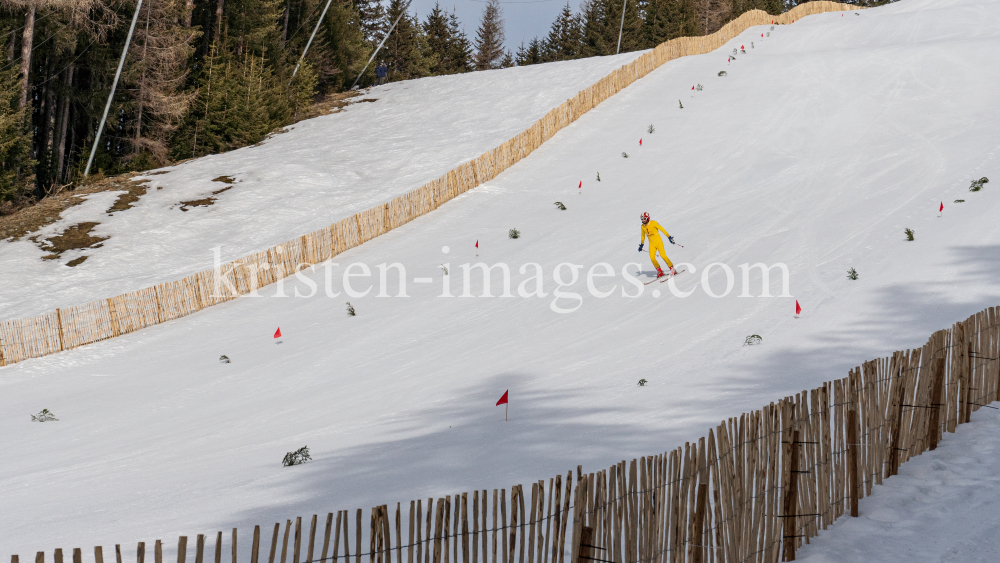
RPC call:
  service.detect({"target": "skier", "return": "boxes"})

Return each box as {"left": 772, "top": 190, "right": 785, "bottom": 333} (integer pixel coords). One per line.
{"left": 376, "top": 61, "right": 388, "bottom": 85}
{"left": 638, "top": 212, "right": 677, "bottom": 278}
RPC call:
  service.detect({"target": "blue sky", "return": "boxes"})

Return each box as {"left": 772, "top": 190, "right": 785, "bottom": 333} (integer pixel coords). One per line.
{"left": 407, "top": 0, "right": 587, "bottom": 53}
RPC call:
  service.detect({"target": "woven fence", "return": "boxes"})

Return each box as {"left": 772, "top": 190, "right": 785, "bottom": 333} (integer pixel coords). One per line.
{"left": 0, "top": 0, "right": 859, "bottom": 367}
{"left": 10, "top": 304, "right": 998, "bottom": 563}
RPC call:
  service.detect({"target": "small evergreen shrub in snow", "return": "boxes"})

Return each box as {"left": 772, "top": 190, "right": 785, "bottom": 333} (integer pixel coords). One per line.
{"left": 219, "top": 355, "right": 231, "bottom": 364}
{"left": 637, "top": 378, "right": 648, "bottom": 387}
{"left": 596, "top": 172, "right": 601, "bottom": 181}
{"left": 847, "top": 267, "right": 858, "bottom": 280}
{"left": 346, "top": 302, "right": 356, "bottom": 316}
{"left": 509, "top": 228, "right": 521, "bottom": 239}
{"left": 282, "top": 446, "right": 311, "bottom": 467}
{"left": 678, "top": 100, "right": 683, "bottom": 109}
{"left": 31, "top": 409, "right": 58, "bottom": 422}
{"left": 751, "top": 42, "right": 754, "bottom": 49}
{"left": 647, "top": 124, "right": 655, "bottom": 134}
{"left": 766, "top": 32, "right": 770, "bottom": 37}
{"left": 954, "top": 199, "right": 965, "bottom": 203}
{"left": 554, "top": 201, "right": 566, "bottom": 210}
{"left": 904, "top": 228, "right": 915, "bottom": 241}
{"left": 969, "top": 177, "right": 989, "bottom": 192}
{"left": 718, "top": 71, "right": 728, "bottom": 77}
{"left": 743, "top": 335, "right": 762, "bottom": 346}
{"left": 740, "top": 48, "right": 746, "bottom": 54}
{"left": 622, "top": 152, "right": 629, "bottom": 158}
{"left": 696, "top": 84, "right": 703, "bottom": 91}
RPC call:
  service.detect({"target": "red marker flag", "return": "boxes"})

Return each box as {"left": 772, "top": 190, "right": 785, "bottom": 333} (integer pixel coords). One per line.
{"left": 497, "top": 389, "right": 509, "bottom": 420}
{"left": 795, "top": 301, "right": 802, "bottom": 316}
{"left": 578, "top": 180, "right": 582, "bottom": 189}
{"left": 940, "top": 202, "right": 944, "bottom": 212}
{"left": 274, "top": 327, "right": 281, "bottom": 338}
{"left": 475, "top": 240, "right": 479, "bottom": 249}
{"left": 741, "top": 45, "right": 744, "bottom": 49}
{"left": 691, "top": 85, "right": 695, "bottom": 90}
{"left": 639, "top": 138, "right": 643, "bottom": 146}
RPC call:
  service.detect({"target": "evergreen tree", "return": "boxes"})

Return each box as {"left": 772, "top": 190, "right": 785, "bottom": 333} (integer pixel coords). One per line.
{"left": 579, "top": 0, "right": 612, "bottom": 57}
{"left": 473, "top": 0, "right": 505, "bottom": 70}
{"left": 424, "top": 2, "right": 452, "bottom": 75}
{"left": 643, "top": 0, "right": 699, "bottom": 48}
{"left": 500, "top": 48, "right": 514, "bottom": 68}
{"left": 0, "top": 49, "right": 34, "bottom": 206}
{"left": 542, "top": 3, "right": 582, "bottom": 62}
{"left": 119, "top": 0, "right": 199, "bottom": 170}
{"left": 355, "top": 0, "right": 388, "bottom": 46}
{"left": 514, "top": 38, "right": 543, "bottom": 66}
{"left": 314, "top": 0, "right": 369, "bottom": 93}
{"left": 601, "top": 0, "right": 643, "bottom": 54}
{"left": 446, "top": 9, "right": 473, "bottom": 73}
{"left": 381, "top": 0, "right": 431, "bottom": 81}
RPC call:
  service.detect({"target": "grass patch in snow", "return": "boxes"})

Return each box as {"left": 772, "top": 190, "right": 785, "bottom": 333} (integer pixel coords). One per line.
{"left": 35, "top": 222, "right": 108, "bottom": 259}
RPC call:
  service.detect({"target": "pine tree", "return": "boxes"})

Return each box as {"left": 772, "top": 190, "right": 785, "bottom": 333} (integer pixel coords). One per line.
{"left": 381, "top": 0, "right": 431, "bottom": 81}
{"left": 0, "top": 52, "right": 34, "bottom": 206}
{"left": 446, "top": 10, "right": 472, "bottom": 73}
{"left": 119, "top": 0, "right": 198, "bottom": 169}
{"left": 542, "top": 3, "right": 582, "bottom": 62}
{"left": 643, "top": 0, "right": 699, "bottom": 48}
{"left": 515, "top": 38, "right": 543, "bottom": 66}
{"left": 355, "top": 0, "right": 388, "bottom": 46}
{"left": 473, "top": 0, "right": 505, "bottom": 70}
{"left": 579, "top": 0, "right": 612, "bottom": 57}
{"left": 500, "top": 49, "right": 514, "bottom": 68}
{"left": 424, "top": 2, "right": 452, "bottom": 75}
{"left": 601, "top": 0, "right": 643, "bottom": 54}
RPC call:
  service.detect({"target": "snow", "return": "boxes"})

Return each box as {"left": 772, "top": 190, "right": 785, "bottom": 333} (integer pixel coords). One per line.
{"left": 798, "top": 407, "right": 1000, "bottom": 563}
{"left": 3, "top": 0, "right": 1000, "bottom": 558}
{"left": 0, "top": 51, "right": 644, "bottom": 320}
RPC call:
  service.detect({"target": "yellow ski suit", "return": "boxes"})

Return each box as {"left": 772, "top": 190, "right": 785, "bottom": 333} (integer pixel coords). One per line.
{"left": 640, "top": 220, "right": 674, "bottom": 269}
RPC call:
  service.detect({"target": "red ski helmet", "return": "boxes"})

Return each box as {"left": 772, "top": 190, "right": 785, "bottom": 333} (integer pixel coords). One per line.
{"left": 640, "top": 212, "right": 650, "bottom": 224}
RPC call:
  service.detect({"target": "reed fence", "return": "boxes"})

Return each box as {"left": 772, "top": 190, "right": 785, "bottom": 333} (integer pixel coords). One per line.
{"left": 0, "top": 2, "right": 860, "bottom": 368}
{"left": 10, "top": 304, "right": 998, "bottom": 563}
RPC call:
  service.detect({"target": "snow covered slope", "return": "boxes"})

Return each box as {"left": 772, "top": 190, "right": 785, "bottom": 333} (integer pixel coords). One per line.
{"left": 0, "top": 52, "right": 643, "bottom": 320}
{"left": 4, "top": 0, "right": 1000, "bottom": 557}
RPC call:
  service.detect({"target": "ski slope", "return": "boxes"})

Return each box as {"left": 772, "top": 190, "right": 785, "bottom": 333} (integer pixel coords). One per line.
{"left": 0, "top": 51, "right": 643, "bottom": 320}
{"left": 4, "top": 0, "right": 1000, "bottom": 557}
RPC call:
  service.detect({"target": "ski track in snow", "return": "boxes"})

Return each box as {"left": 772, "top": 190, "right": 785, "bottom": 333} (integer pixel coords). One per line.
{"left": 4, "top": 0, "right": 1000, "bottom": 558}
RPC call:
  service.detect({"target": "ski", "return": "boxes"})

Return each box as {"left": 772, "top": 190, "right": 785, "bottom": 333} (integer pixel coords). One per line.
{"left": 642, "top": 269, "right": 686, "bottom": 285}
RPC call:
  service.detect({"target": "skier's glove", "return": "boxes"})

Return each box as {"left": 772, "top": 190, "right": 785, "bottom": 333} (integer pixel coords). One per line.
{"left": 638, "top": 243, "right": 644, "bottom": 252}
{"left": 668, "top": 236, "right": 675, "bottom": 245}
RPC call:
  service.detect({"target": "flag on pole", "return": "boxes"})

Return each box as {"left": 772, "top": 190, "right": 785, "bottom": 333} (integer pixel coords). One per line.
{"left": 274, "top": 327, "right": 281, "bottom": 339}
{"left": 795, "top": 301, "right": 802, "bottom": 316}
{"left": 939, "top": 201, "right": 944, "bottom": 216}
{"left": 578, "top": 180, "right": 582, "bottom": 189}
{"left": 475, "top": 239, "right": 479, "bottom": 256}
{"left": 691, "top": 85, "right": 695, "bottom": 90}
{"left": 639, "top": 138, "right": 642, "bottom": 146}
{"left": 497, "top": 390, "right": 509, "bottom": 421}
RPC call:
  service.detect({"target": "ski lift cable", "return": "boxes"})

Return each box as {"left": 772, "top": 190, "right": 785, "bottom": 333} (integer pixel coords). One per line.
{"left": 289, "top": 0, "right": 337, "bottom": 83}
{"left": 84, "top": 0, "right": 145, "bottom": 177}
{"left": 349, "top": 2, "right": 411, "bottom": 91}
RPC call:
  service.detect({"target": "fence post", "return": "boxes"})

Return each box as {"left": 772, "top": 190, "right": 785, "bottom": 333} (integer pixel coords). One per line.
{"left": 178, "top": 538, "right": 188, "bottom": 563}
{"left": 964, "top": 341, "right": 974, "bottom": 424}
{"left": 56, "top": 308, "right": 65, "bottom": 351}
{"left": 691, "top": 483, "right": 709, "bottom": 563}
{"left": 928, "top": 357, "right": 947, "bottom": 450}
{"left": 782, "top": 430, "right": 800, "bottom": 561}
{"left": 887, "top": 359, "right": 906, "bottom": 476}
{"left": 847, "top": 410, "right": 860, "bottom": 517}
{"left": 575, "top": 527, "right": 592, "bottom": 563}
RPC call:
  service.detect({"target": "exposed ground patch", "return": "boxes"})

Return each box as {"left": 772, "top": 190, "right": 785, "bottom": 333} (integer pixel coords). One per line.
{"left": 178, "top": 177, "right": 237, "bottom": 211}
{"left": 106, "top": 180, "right": 151, "bottom": 214}
{"left": 0, "top": 173, "right": 150, "bottom": 241}
{"left": 34, "top": 222, "right": 109, "bottom": 261}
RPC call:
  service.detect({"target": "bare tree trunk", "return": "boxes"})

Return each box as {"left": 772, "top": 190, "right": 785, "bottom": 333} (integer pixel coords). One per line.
{"left": 184, "top": 0, "right": 195, "bottom": 27}
{"left": 135, "top": 0, "right": 152, "bottom": 150}
{"left": 18, "top": 3, "right": 36, "bottom": 110}
{"left": 215, "top": 0, "right": 224, "bottom": 42}
{"left": 281, "top": 0, "right": 289, "bottom": 49}
{"left": 55, "top": 65, "right": 74, "bottom": 183}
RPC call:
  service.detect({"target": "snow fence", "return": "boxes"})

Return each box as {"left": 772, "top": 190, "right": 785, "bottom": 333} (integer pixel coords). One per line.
{"left": 9, "top": 306, "right": 1000, "bottom": 562}
{"left": 0, "top": 0, "right": 859, "bottom": 367}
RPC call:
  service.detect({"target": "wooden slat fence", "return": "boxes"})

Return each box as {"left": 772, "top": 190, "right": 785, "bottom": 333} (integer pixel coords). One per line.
{"left": 11, "top": 305, "right": 999, "bottom": 563}
{"left": 0, "top": 1, "right": 857, "bottom": 366}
